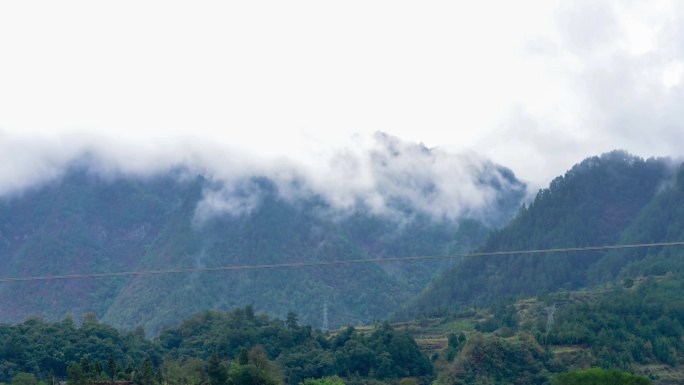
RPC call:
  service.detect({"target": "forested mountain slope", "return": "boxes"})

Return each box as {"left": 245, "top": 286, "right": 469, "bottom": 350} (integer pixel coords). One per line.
{"left": 401, "top": 151, "right": 679, "bottom": 318}
{"left": 408, "top": 275, "right": 682, "bottom": 385}
{"left": 0, "top": 151, "right": 525, "bottom": 335}
{"left": 589, "top": 164, "right": 684, "bottom": 283}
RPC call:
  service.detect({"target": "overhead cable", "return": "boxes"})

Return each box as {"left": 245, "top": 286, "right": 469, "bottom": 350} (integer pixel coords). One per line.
{"left": 1, "top": 241, "right": 683, "bottom": 283}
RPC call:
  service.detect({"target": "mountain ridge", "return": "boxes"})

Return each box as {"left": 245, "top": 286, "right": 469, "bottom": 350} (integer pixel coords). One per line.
{"left": 399, "top": 150, "right": 681, "bottom": 319}
{"left": 0, "top": 150, "right": 525, "bottom": 335}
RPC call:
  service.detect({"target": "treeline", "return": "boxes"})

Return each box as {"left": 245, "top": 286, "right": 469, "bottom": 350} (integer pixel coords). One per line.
{"left": 402, "top": 151, "right": 679, "bottom": 319}
{"left": 552, "top": 368, "right": 651, "bottom": 385}
{"left": 158, "top": 308, "right": 431, "bottom": 384}
{"left": 436, "top": 333, "right": 549, "bottom": 385}
{"left": 427, "top": 275, "right": 684, "bottom": 384}
{"left": 0, "top": 313, "right": 159, "bottom": 382}
{"left": 0, "top": 307, "right": 432, "bottom": 385}
{"left": 433, "top": 329, "right": 656, "bottom": 385}
{"left": 0, "top": 168, "right": 501, "bottom": 335}
{"left": 548, "top": 276, "right": 684, "bottom": 370}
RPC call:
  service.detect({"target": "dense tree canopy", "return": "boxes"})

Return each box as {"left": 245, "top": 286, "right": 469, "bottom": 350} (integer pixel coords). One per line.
{"left": 552, "top": 368, "right": 651, "bottom": 385}
{"left": 0, "top": 308, "right": 432, "bottom": 385}
{"left": 402, "top": 152, "right": 678, "bottom": 318}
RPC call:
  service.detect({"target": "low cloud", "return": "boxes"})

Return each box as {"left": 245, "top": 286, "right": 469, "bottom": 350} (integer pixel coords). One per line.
{"left": 0, "top": 130, "right": 526, "bottom": 225}
{"left": 194, "top": 132, "right": 526, "bottom": 224}
{"left": 194, "top": 179, "right": 267, "bottom": 223}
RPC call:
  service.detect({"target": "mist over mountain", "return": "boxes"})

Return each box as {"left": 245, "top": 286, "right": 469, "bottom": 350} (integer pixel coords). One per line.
{"left": 401, "top": 150, "right": 682, "bottom": 319}
{"left": 0, "top": 132, "right": 526, "bottom": 224}
{"left": 0, "top": 134, "right": 526, "bottom": 334}
{"left": 4, "top": 145, "right": 684, "bottom": 384}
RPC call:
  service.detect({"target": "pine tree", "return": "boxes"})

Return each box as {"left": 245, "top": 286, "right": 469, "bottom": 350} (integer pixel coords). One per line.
{"left": 108, "top": 355, "right": 116, "bottom": 381}
{"left": 286, "top": 312, "right": 298, "bottom": 330}
{"left": 140, "top": 358, "right": 155, "bottom": 385}
{"left": 207, "top": 353, "right": 227, "bottom": 385}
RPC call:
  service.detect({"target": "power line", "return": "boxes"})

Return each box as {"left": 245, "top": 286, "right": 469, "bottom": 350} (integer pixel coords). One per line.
{"left": 1, "top": 241, "right": 683, "bottom": 283}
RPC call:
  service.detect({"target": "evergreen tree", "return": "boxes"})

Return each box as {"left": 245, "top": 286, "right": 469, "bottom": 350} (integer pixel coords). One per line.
{"left": 67, "top": 363, "right": 84, "bottom": 385}
{"left": 108, "top": 355, "right": 116, "bottom": 381}
{"left": 207, "top": 353, "right": 228, "bottom": 385}
{"left": 140, "top": 358, "right": 156, "bottom": 385}
{"left": 286, "top": 312, "right": 298, "bottom": 330}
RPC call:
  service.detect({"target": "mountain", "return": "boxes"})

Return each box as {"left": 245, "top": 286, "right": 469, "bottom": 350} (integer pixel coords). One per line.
{"left": 588, "top": 164, "right": 684, "bottom": 282}
{"left": 5, "top": 148, "right": 684, "bottom": 385}
{"left": 401, "top": 150, "right": 680, "bottom": 318}
{"left": 0, "top": 147, "right": 525, "bottom": 335}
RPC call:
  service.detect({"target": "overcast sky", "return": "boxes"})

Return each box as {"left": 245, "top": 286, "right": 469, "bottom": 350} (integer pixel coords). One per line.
{"left": 1, "top": 0, "right": 683, "bottom": 189}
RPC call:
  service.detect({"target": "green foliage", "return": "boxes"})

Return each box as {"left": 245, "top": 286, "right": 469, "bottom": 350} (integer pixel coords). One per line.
{"left": 437, "top": 333, "right": 548, "bottom": 385}
{"left": 66, "top": 364, "right": 82, "bottom": 385}
{"left": 589, "top": 164, "right": 684, "bottom": 283}
{"left": 224, "top": 347, "right": 281, "bottom": 385}
{"left": 138, "top": 358, "right": 155, "bottom": 385}
{"left": 299, "top": 376, "right": 345, "bottom": 385}
{"left": 403, "top": 151, "right": 677, "bottom": 319}
{"left": 426, "top": 273, "right": 684, "bottom": 383}
{"left": 551, "top": 368, "right": 651, "bottom": 385}
{"left": 10, "top": 373, "right": 37, "bottom": 385}
{"left": 8, "top": 152, "right": 684, "bottom": 385}
{"left": 160, "top": 358, "right": 205, "bottom": 385}
{"left": 0, "top": 170, "right": 502, "bottom": 335}
{"left": 548, "top": 278, "right": 684, "bottom": 368}
{"left": 0, "top": 306, "right": 433, "bottom": 385}
{"left": 445, "top": 333, "right": 466, "bottom": 362}
{"left": 0, "top": 315, "right": 159, "bottom": 382}
{"left": 226, "top": 364, "right": 277, "bottom": 385}
{"left": 159, "top": 309, "right": 431, "bottom": 385}
{"left": 207, "top": 353, "right": 228, "bottom": 385}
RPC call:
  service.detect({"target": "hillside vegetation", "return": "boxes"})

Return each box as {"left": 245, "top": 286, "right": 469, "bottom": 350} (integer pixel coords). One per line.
{"left": 0, "top": 156, "right": 523, "bottom": 334}
{"left": 396, "top": 275, "right": 682, "bottom": 384}
{"left": 5, "top": 150, "right": 684, "bottom": 384}
{"left": 402, "top": 151, "right": 681, "bottom": 318}
{"left": 4, "top": 279, "right": 676, "bottom": 385}
{"left": 0, "top": 307, "right": 432, "bottom": 385}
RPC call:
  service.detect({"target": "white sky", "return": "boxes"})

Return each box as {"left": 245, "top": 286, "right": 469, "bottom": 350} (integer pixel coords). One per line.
{"left": 1, "top": 0, "right": 683, "bottom": 188}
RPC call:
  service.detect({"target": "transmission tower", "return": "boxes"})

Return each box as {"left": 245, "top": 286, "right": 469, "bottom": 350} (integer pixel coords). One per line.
{"left": 322, "top": 301, "right": 329, "bottom": 333}
{"left": 544, "top": 304, "right": 556, "bottom": 335}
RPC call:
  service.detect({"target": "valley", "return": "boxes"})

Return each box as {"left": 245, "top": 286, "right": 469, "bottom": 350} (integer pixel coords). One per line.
{"left": 1, "top": 150, "right": 683, "bottom": 385}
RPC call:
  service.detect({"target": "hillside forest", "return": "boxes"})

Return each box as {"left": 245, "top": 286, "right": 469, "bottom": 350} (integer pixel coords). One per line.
{"left": 2, "top": 151, "right": 684, "bottom": 384}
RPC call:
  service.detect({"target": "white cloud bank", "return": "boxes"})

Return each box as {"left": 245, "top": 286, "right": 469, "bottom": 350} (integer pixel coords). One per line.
{"left": 195, "top": 132, "right": 525, "bottom": 222}
{"left": 479, "top": 0, "right": 684, "bottom": 186}
{"left": 1, "top": 1, "right": 684, "bottom": 193}
{"left": 0, "top": 130, "right": 525, "bottom": 223}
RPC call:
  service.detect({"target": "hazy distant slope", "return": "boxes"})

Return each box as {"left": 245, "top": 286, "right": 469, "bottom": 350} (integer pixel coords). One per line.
{"left": 0, "top": 171, "right": 195, "bottom": 322}
{"left": 0, "top": 152, "right": 525, "bottom": 334}
{"left": 401, "top": 151, "right": 676, "bottom": 318}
